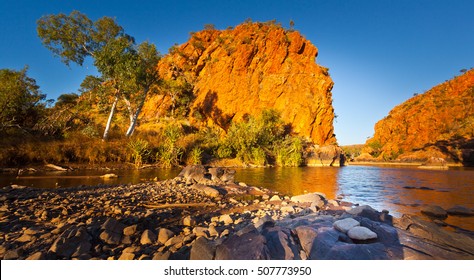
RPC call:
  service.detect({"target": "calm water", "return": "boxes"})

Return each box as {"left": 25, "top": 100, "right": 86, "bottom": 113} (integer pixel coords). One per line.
{"left": 2, "top": 165, "right": 473, "bottom": 230}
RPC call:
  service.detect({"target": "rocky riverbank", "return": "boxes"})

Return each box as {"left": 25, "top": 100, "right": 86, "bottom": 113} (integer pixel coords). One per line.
{"left": 1, "top": 165, "right": 473, "bottom": 260}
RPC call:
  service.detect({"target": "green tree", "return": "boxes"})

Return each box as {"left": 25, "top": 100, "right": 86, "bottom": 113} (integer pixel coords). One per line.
{"left": 0, "top": 67, "right": 47, "bottom": 132}
{"left": 37, "top": 11, "right": 160, "bottom": 140}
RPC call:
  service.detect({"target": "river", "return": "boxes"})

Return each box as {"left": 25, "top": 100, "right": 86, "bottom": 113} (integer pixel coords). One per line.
{"left": 2, "top": 165, "right": 473, "bottom": 230}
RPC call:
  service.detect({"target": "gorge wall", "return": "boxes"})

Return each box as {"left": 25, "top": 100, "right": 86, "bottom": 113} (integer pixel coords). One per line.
{"left": 362, "top": 69, "right": 474, "bottom": 165}
{"left": 144, "top": 22, "right": 336, "bottom": 145}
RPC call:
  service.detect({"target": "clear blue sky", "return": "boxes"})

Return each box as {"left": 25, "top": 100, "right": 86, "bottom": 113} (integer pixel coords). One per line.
{"left": 1, "top": 0, "right": 473, "bottom": 145}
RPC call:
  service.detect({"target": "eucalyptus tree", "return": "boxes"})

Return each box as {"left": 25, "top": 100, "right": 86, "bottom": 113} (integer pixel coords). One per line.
{"left": 37, "top": 11, "right": 160, "bottom": 140}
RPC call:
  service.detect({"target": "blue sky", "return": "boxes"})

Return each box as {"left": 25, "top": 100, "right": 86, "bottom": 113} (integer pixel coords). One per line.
{"left": 1, "top": 0, "right": 473, "bottom": 145}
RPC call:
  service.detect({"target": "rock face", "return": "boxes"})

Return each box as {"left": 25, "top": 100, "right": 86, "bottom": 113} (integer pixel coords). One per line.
{"left": 149, "top": 21, "right": 336, "bottom": 145}
{"left": 362, "top": 69, "right": 474, "bottom": 165}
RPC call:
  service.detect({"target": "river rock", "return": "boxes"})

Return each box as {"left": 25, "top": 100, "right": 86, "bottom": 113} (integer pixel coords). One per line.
{"left": 333, "top": 218, "right": 360, "bottom": 233}
{"left": 26, "top": 252, "right": 46, "bottom": 260}
{"left": 346, "top": 205, "right": 382, "bottom": 222}
{"left": 290, "top": 192, "right": 325, "bottom": 204}
{"left": 100, "top": 173, "right": 118, "bottom": 179}
{"left": 293, "top": 226, "right": 318, "bottom": 257}
{"left": 158, "top": 228, "right": 175, "bottom": 244}
{"left": 123, "top": 225, "right": 137, "bottom": 236}
{"left": 421, "top": 205, "right": 448, "bottom": 218}
{"left": 178, "top": 165, "right": 209, "bottom": 183}
{"left": 190, "top": 236, "right": 216, "bottom": 260}
{"left": 183, "top": 216, "right": 197, "bottom": 227}
{"left": 190, "top": 184, "right": 220, "bottom": 198}
{"left": 215, "top": 232, "right": 270, "bottom": 260}
{"left": 347, "top": 226, "right": 378, "bottom": 241}
{"left": 118, "top": 252, "right": 135, "bottom": 260}
{"left": 446, "top": 206, "right": 474, "bottom": 216}
{"left": 219, "top": 214, "right": 234, "bottom": 225}
{"left": 269, "top": 195, "right": 281, "bottom": 201}
{"left": 49, "top": 226, "right": 91, "bottom": 258}
{"left": 99, "top": 218, "right": 125, "bottom": 245}
{"left": 263, "top": 227, "right": 300, "bottom": 260}
{"left": 140, "top": 229, "right": 157, "bottom": 245}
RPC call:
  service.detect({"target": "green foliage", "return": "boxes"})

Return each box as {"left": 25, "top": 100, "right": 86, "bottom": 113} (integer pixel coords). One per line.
{"left": 0, "top": 67, "right": 47, "bottom": 132}
{"left": 187, "top": 146, "right": 203, "bottom": 165}
{"left": 156, "top": 124, "right": 184, "bottom": 168}
{"left": 367, "top": 140, "right": 383, "bottom": 158}
{"left": 273, "top": 136, "right": 304, "bottom": 167}
{"left": 128, "top": 138, "right": 150, "bottom": 167}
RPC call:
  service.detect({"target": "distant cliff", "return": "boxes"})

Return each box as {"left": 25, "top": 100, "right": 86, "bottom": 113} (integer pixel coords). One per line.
{"left": 362, "top": 69, "right": 474, "bottom": 165}
{"left": 143, "top": 21, "right": 336, "bottom": 145}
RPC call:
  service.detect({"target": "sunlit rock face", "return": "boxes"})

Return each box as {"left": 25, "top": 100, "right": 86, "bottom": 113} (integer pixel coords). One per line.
{"left": 149, "top": 22, "right": 336, "bottom": 145}
{"left": 363, "top": 69, "right": 474, "bottom": 165}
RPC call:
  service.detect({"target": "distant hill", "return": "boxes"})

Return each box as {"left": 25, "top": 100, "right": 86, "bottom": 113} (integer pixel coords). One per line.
{"left": 361, "top": 69, "right": 474, "bottom": 165}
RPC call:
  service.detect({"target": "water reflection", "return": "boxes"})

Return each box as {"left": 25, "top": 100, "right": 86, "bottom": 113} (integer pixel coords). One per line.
{"left": 2, "top": 165, "right": 473, "bottom": 230}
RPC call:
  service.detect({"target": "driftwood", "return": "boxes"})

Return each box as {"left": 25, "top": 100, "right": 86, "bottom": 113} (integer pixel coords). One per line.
{"left": 141, "top": 202, "right": 216, "bottom": 209}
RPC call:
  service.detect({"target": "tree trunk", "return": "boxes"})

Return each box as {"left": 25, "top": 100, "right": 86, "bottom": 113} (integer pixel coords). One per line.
{"left": 125, "top": 88, "right": 148, "bottom": 138}
{"left": 102, "top": 95, "right": 119, "bottom": 141}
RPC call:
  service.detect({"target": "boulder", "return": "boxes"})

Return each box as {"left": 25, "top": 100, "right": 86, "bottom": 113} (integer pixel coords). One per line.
{"left": 178, "top": 165, "right": 209, "bottom": 183}
{"left": 190, "top": 236, "right": 216, "bottom": 260}
{"left": 215, "top": 232, "right": 270, "bottom": 260}
{"left": 123, "top": 225, "right": 138, "bottom": 236}
{"left": 183, "top": 216, "right": 197, "bottom": 227}
{"left": 158, "top": 228, "right": 175, "bottom": 245}
{"left": 347, "top": 226, "right": 378, "bottom": 241}
{"left": 49, "top": 226, "right": 91, "bottom": 258}
{"left": 140, "top": 229, "right": 157, "bottom": 245}
{"left": 263, "top": 227, "right": 300, "bottom": 260}
{"left": 290, "top": 192, "right": 325, "bottom": 204}
{"left": 333, "top": 218, "right": 360, "bottom": 233}
{"left": 190, "top": 184, "right": 220, "bottom": 198}
{"left": 293, "top": 226, "right": 318, "bottom": 257}
{"left": 446, "top": 206, "right": 474, "bottom": 216}
{"left": 99, "top": 218, "right": 125, "bottom": 245}
{"left": 421, "top": 205, "right": 448, "bottom": 219}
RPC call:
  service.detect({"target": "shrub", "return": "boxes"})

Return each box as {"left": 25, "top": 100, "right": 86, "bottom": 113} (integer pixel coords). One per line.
{"left": 128, "top": 138, "right": 150, "bottom": 168}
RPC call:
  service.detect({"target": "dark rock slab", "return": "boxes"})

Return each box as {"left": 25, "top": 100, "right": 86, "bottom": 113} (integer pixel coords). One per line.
{"left": 395, "top": 214, "right": 474, "bottom": 259}
{"left": 447, "top": 206, "right": 474, "bottom": 216}
{"left": 308, "top": 227, "right": 341, "bottom": 259}
{"left": 293, "top": 226, "right": 318, "bottom": 257}
{"left": 49, "top": 226, "right": 91, "bottom": 258}
{"left": 322, "top": 242, "right": 390, "bottom": 260}
{"left": 262, "top": 226, "right": 300, "bottom": 260}
{"left": 421, "top": 205, "right": 448, "bottom": 219}
{"left": 215, "top": 232, "right": 269, "bottom": 260}
{"left": 190, "top": 236, "right": 216, "bottom": 260}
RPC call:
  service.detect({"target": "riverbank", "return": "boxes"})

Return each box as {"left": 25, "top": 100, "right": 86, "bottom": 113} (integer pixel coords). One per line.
{"left": 1, "top": 165, "right": 473, "bottom": 260}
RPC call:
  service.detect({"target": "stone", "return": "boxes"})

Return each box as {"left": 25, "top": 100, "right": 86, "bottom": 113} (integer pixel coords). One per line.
{"left": 446, "top": 206, "right": 474, "bottom": 216}
{"left": 293, "top": 226, "right": 318, "bottom": 257}
{"left": 190, "top": 236, "right": 216, "bottom": 260}
{"left": 347, "top": 226, "right": 378, "bottom": 240}
{"left": 193, "top": 227, "right": 210, "bottom": 238}
{"left": 322, "top": 242, "right": 390, "bottom": 260}
{"left": 158, "top": 228, "right": 175, "bottom": 245}
{"left": 208, "top": 225, "right": 219, "bottom": 237}
{"left": 123, "top": 225, "right": 137, "bottom": 236}
{"left": 100, "top": 217, "right": 125, "bottom": 245}
{"left": 49, "top": 226, "right": 92, "bottom": 258}
{"left": 26, "top": 252, "right": 45, "bottom": 260}
{"left": 100, "top": 173, "right": 118, "bottom": 179}
{"left": 140, "top": 229, "right": 157, "bottom": 245}
{"left": 333, "top": 218, "right": 360, "bottom": 233}
{"left": 118, "top": 252, "right": 135, "bottom": 260}
{"left": 153, "top": 251, "right": 171, "bottom": 260}
{"left": 190, "top": 184, "right": 220, "bottom": 198}
{"left": 290, "top": 193, "right": 325, "bottom": 204}
{"left": 421, "top": 205, "right": 448, "bottom": 219}
{"left": 215, "top": 232, "right": 270, "bottom": 260}
{"left": 280, "top": 205, "right": 295, "bottom": 213}
{"left": 183, "top": 216, "right": 197, "bottom": 227}
{"left": 219, "top": 214, "right": 234, "bottom": 225}
{"left": 263, "top": 227, "right": 300, "bottom": 260}
{"left": 269, "top": 195, "right": 281, "bottom": 201}
{"left": 178, "top": 165, "right": 209, "bottom": 182}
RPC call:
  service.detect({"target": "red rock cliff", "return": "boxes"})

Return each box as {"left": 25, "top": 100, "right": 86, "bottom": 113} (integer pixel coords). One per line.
{"left": 363, "top": 69, "right": 474, "bottom": 164}
{"left": 149, "top": 22, "right": 336, "bottom": 145}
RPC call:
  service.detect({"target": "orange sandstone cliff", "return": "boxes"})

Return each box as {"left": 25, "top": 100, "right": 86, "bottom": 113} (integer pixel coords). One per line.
{"left": 362, "top": 69, "right": 474, "bottom": 165}
{"left": 144, "top": 22, "right": 336, "bottom": 145}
